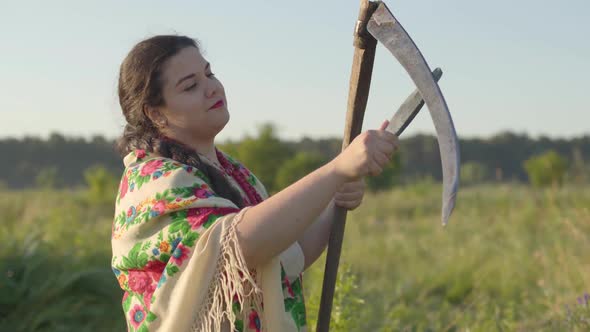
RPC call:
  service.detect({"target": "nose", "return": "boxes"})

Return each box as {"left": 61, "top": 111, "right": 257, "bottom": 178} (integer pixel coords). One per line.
{"left": 205, "top": 80, "right": 218, "bottom": 98}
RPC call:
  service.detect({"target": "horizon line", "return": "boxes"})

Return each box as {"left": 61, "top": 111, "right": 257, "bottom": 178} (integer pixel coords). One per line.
{"left": 2, "top": 130, "right": 590, "bottom": 142}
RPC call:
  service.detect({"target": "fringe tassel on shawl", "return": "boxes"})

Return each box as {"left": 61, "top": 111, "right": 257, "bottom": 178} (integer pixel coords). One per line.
{"left": 191, "top": 210, "right": 265, "bottom": 331}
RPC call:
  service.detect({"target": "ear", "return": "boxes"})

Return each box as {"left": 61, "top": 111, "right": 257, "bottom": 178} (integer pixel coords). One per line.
{"left": 143, "top": 105, "right": 167, "bottom": 127}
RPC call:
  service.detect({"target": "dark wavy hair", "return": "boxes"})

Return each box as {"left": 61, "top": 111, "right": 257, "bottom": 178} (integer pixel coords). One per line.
{"left": 115, "top": 35, "right": 245, "bottom": 208}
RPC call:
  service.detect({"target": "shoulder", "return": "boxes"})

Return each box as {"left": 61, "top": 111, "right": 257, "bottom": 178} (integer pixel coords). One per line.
{"left": 124, "top": 149, "right": 184, "bottom": 172}
{"left": 117, "top": 149, "right": 213, "bottom": 204}
{"left": 123, "top": 149, "right": 211, "bottom": 179}
{"left": 113, "top": 150, "right": 234, "bottom": 232}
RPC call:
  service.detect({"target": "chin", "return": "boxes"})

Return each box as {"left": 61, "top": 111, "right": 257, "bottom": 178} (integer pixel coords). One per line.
{"left": 215, "top": 110, "right": 230, "bottom": 131}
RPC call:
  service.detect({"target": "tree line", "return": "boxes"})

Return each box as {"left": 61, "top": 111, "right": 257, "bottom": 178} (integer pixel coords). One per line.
{"left": 2, "top": 124, "right": 589, "bottom": 193}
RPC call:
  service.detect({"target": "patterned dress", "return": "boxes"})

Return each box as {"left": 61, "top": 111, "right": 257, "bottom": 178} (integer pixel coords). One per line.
{"left": 111, "top": 148, "right": 307, "bottom": 331}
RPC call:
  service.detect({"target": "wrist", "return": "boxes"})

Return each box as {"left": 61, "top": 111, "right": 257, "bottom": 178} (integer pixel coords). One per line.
{"left": 326, "top": 158, "right": 349, "bottom": 184}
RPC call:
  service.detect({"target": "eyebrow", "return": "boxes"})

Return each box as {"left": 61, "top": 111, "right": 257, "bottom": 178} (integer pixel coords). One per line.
{"left": 175, "top": 62, "right": 210, "bottom": 87}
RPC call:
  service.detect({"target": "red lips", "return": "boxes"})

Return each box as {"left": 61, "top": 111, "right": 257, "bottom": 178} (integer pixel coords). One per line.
{"left": 209, "top": 100, "right": 224, "bottom": 110}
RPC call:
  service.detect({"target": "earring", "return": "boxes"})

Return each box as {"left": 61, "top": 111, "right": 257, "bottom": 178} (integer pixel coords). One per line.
{"left": 156, "top": 120, "right": 167, "bottom": 128}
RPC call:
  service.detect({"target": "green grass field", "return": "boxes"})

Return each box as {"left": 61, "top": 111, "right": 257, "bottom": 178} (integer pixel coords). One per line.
{"left": 1, "top": 183, "right": 589, "bottom": 331}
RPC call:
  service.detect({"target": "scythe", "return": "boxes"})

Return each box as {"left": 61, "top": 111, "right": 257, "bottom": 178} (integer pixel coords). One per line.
{"left": 316, "top": 1, "right": 460, "bottom": 331}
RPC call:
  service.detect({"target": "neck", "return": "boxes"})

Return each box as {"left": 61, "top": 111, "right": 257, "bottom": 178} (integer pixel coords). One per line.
{"left": 160, "top": 132, "right": 219, "bottom": 165}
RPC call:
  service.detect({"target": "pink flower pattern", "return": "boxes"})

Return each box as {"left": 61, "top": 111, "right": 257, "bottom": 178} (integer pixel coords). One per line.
{"left": 119, "top": 176, "right": 129, "bottom": 199}
{"left": 170, "top": 243, "right": 189, "bottom": 266}
{"left": 140, "top": 159, "right": 163, "bottom": 177}
{"left": 152, "top": 200, "right": 166, "bottom": 215}
{"left": 129, "top": 304, "right": 146, "bottom": 329}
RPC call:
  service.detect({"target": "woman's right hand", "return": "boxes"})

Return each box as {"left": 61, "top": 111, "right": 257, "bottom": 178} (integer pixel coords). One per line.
{"left": 332, "top": 119, "right": 399, "bottom": 181}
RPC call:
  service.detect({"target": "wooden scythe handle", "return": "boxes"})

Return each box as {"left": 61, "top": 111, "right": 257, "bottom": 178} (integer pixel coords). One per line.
{"left": 315, "top": 1, "right": 378, "bottom": 331}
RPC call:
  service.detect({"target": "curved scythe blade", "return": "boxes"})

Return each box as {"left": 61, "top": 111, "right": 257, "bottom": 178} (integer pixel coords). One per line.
{"left": 367, "top": 3, "right": 460, "bottom": 225}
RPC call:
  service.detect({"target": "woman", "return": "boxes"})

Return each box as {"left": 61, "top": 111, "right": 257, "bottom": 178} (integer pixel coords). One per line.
{"left": 111, "top": 35, "right": 398, "bottom": 332}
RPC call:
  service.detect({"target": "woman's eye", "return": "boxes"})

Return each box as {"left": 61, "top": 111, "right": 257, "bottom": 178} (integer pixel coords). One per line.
{"left": 185, "top": 83, "right": 197, "bottom": 91}
{"left": 207, "top": 72, "right": 216, "bottom": 78}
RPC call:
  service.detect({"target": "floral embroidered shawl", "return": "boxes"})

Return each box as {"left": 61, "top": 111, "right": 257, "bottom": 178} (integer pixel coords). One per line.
{"left": 111, "top": 148, "right": 307, "bottom": 331}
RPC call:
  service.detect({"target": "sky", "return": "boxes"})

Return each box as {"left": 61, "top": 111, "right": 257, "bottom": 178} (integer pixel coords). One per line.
{"left": 1, "top": 0, "right": 589, "bottom": 142}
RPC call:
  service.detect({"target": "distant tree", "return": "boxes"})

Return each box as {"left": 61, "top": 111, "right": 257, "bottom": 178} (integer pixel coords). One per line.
{"left": 84, "top": 165, "right": 119, "bottom": 204}
{"left": 48, "top": 132, "right": 67, "bottom": 145}
{"left": 224, "top": 123, "right": 293, "bottom": 194}
{"left": 275, "top": 152, "right": 326, "bottom": 191}
{"left": 568, "top": 147, "right": 589, "bottom": 184}
{"left": 523, "top": 150, "right": 567, "bottom": 187}
{"left": 460, "top": 161, "right": 490, "bottom": 185}
{"left": 35, "top": 166, "right": 59, "bottom": 189}
{"left": 365, "top": 152, "right": 402, "bottom": 193}
{"left": 218, "top": 139, "right": 240, "bottom": 158}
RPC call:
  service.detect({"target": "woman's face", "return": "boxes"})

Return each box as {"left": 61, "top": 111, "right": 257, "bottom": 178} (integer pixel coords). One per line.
{"left": 156, "top": 46, "right": 229, "bottom": 142}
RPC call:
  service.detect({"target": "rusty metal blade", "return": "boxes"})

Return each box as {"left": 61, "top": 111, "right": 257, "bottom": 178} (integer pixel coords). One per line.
{"left": 388, "top": 67, "right": 443, "bottom": 136}
{"left": 367, "top": 3, "right": 460, "bottom": 225}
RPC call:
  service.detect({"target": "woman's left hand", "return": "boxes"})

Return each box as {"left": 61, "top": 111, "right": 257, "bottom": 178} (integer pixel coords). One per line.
{"left": 334, "top": 178, "right": 366, "bottom": 210}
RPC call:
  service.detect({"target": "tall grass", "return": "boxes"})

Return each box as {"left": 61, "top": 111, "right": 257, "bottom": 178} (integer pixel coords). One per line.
{"left": 304, "top": 183, "right": 590, "bottom": 331}
{"left": 0, "top": 189, "right": 123, "bottom": 331}
{"left": 1, "top": 184, "right": 589, "bottom": 331}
